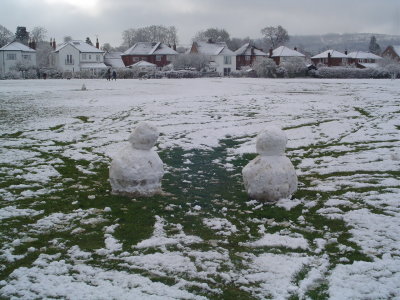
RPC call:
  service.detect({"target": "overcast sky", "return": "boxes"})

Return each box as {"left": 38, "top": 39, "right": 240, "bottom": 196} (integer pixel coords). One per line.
{"left": 1, "top": 0, "right": 399, "bottom": 46}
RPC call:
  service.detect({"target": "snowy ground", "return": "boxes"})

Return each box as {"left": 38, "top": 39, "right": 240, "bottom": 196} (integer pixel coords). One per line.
{"left": 0, "top": 78, "right": 399, "bottom": 299}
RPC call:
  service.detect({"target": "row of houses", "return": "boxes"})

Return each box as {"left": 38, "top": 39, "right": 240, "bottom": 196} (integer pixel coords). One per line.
{"left": 1, "top": 38, "right": 400, "bottom": 77}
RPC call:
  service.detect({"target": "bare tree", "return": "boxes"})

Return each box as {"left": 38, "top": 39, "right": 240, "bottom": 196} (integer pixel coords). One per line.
{"left": 0, "top": 24, "right": 14, "bottom": 47}
{"left": 193, "top": 28, "right": 230, "bottom": 43}
{"left": 30, "top": 26, "right": 47, "bottom": 42}
{"left": 122, "top": 25, "right": 178, "bottom": 48}
{"left": 63, "top": 36, "right": 72, "bottom": 42}
{"left": 261, "top": 25, "right": 289, "bottom": 49}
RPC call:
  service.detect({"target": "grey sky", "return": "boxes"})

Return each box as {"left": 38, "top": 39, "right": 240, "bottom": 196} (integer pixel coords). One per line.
{"left": 1, "top": 0, "right": 399, "bottom": 47}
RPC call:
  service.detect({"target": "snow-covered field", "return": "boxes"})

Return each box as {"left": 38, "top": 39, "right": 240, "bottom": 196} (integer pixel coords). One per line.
{"left": 0, "top": 78, "right": 399, "bottom": 299}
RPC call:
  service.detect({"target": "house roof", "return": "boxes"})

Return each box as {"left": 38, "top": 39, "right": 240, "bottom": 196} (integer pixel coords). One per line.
{"left": 129, "top": 60, "right": 157, "bottom": 68}
{"left": 392, "top": 46, "right": 400, "bottom": 56}
{"left": 122, "top": 42, "right": 178, "bottom": 56}
{"left": 357, "top": 63, "right": 379, "bottom": 69}
{"left": 234, "top": 43, "right": 267, "bottom": 56}
{"left": 104, "top": 52, "right": 125, "bottom": 68}
{"left": 54, "top": 40, "right": 104, "bottom": 53}
{"left": 0, "top": 41, "right": 35, "bottom": 52}
{"left": 192, "top": 41, "right": 235, "bottom": 56}
{"left": 347, "top": 51, "right": 382, "bottom": 60}
{"left": 312, "top": 50, "right": 348, "bottom": 59}
{"left": 272, "top": 46, "right": 305, "bottom": 57}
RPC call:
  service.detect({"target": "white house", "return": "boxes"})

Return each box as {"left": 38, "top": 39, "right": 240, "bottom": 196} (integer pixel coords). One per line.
{"left": 0, "top": 41, "right": 36, "bottom": 77}
{"left": 270, "top": 46, "right": 306, "bottom": 65}
{"left": 50, "top": 40, "right": 106, "bottom": 74}
{"left": 189, "top": 41, "right": 236, "bottom": 76}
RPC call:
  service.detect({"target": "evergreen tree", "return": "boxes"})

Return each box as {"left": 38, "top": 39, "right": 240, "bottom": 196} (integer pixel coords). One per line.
{"left": 369, "top": 36, "right": 381, "bottom": 55}
{"left": 15, "top": 26, "right": 29, "bottom": 45}
{"left": 86, "top": 37, "right": 93, "bottom": 45}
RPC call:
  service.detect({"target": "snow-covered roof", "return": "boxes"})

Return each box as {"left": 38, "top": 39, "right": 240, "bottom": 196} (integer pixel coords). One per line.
{"left": 129, "top": 60, "right": 157, "bottom": 68}
{"left": 54, "top": 40, "right": 104, "bottom": 53}
{"left": 311, "top": 50, "right": 348, "bottom": 59}
{"left": 392, "top": 46, "right": 400, "bottom": 56}
{"left": 358, "top": 63, "right": 379, "bottom": 69}
{"left": 347, "top": 51, "right": 382, "bottom": 60}
{"left": 123, "top": 42, "right": 178, "bottom": 56}
{"left": 234, "top": 43, "right": 267, "bottom": 56}
{"left": 0, "top": 41, "right": 35, "bottom": 52}
{"left": 80, "top": 63, "right": 108, "bottom": 69}
{"left": 104, "top": 52, "right": 125, "bottom": 68}
{"left": 192, "top": 41, "right": 235, "bottom": 56}
{"left": 272, "top": 46, "right": 305, "bottom": 57}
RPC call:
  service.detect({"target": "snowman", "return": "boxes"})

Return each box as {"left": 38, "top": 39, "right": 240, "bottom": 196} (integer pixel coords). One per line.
{"left": 242, "top": 126, "right": 297, "bottom": 202}
{"left": 109, "top": 122, "right": 164, "bottom": 197}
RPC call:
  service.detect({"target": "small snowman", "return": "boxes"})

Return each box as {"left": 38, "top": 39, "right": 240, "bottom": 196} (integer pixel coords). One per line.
{"left": 109, "top": 122, "right": 164, "bottom": 197}
{"left": 242, "top": 126, "right": 297, "bottom": 202}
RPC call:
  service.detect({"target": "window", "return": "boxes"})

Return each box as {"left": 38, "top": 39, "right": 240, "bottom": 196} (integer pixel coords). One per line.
{"left": 224, "top": 56, "right": 231, "bottom": 64}
{"left": 96, "top": 55, "right": 100, "bottom": 62}
{"left": 22, "top": 54, "right": 31, "bottom": 60}
{"left": 156, "top": 55, "right": 162, "bottom": 62}
{"left": 134, "top": 57, "right": 139, "bottom": 62}
{"left": 6, "top": 53, "right": 16, "bottom": 60}
{"left": 66, "top": 54, "right": 73, "bottom": 65}
{"left": 89, "top": 54, "right": 92, "bottom": 60}
{"left": 82, "top": 54, "right": 87, "bottom": 60}
{"left": 245, "top": 55, "right": 251, "bottom": 61}
{"left": 166, "top": 55, "right": 173, "bottom": 61}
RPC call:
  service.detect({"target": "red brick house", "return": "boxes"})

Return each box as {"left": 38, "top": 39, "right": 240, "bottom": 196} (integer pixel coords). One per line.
{"left": 234, "top": 43, "right": 267, "bottom": 69}
{"left": 121, "top": 42, "right": 178, "bottom": 68}
{"left": 381, "top": 45, "right": 400, "bottom": 62}
{"left": 269, "top": 46, "right": 305, "bottom": 65}
{"left": 311, "top": 50, "right": 349, "bottom": 67}
{"left": 347, "top": 51, "right": 382, "bottom": 69}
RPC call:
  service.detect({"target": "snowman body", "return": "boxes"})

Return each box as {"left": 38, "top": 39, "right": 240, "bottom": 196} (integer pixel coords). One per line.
{"left": 109, "top": 122, "right": 164, "bottom": 197}
{"left": 242, "top": 127, "right": 297, "bottom": 202}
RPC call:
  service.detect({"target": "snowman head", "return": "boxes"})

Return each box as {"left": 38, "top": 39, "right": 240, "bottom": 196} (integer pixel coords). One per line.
{"left": 128, "top": 122, "right": 159, "bottom": 150}
{"left": 256, "top": 126, "right": 287, "bottom": 156}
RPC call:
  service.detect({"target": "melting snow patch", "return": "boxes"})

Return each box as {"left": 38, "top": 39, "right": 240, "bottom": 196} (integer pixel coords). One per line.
{"left": 202, "top": 218, "right": 238, "bottom": 236}
{"left": 0, "top": 206, "right": 43, "bottom": 220}
{"left": 240, "top": 233, "right": 309, "bottom": 250}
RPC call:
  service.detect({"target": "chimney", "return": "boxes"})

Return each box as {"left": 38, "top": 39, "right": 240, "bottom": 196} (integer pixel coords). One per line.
{"left": 269, "top": 48, "right": 273, "bottom": 58}
{"left": 328, "top": 52, "right": 332, "bottom": 66}
{"left": 28, "top": 39, "right": 31, "bottom": 48}
{"left": 294, "top": 47, "right": 297, "bottom": 51}
{"left": 344, "top": 49, "right": 348, "bottom": 55}
{"left": 52, "top": 38, "right": 56, "bottom": 50}
{"left": 50, "top": 38, "right": 53, "bottom": 47}
{"left": 173, "top": 43, "right": 176, "bottom": 51}
{"left": 96, "top": 37, "right": 99, "bottom": 49}
{"left": 31, "top": 39, "right": 36, "bottom": 50}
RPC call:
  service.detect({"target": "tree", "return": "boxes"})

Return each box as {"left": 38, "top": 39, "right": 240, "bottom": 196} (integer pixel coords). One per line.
{"left": 172, "top": 54, "right": 209, "bottom": 71}
{"left": 36, "top": 42, "right": 53, "bottom": 68}
{"left": 30, "top": 26, "right": 47, "bottom": 42}
{"left": 101, "top": 43, "right": 114, "bottom": 52}
{"left": 261, "top": 25, "right": 289, "bottom": 49}
{"left": 227, "top": 37, "right": 251, "bottom": 51}
{"left": 86, "top": 37, "right": 93, "bottom": 45}
{"left": 122, "top": 25, "right": 178, "bottom": 48}
{"left": 15, "top": 26, "right": 29, "bottom": 45}
{"left": 369, "top": 36, "right": 381, "bottom": 55}
{"left": 0, "top": 24, "right": 14, "bottom": 47}
{"left": 252, "top": 57, "right": 277, "bottom": 78}
{"left": 193, "top": 28, "right": 230, "bottom": 43}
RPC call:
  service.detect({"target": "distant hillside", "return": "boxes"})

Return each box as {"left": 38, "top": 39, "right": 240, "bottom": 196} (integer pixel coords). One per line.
{"left": 286, "top": 33, "right": 400, "bottom": 56}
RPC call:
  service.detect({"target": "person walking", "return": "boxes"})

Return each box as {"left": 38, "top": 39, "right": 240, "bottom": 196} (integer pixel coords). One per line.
{"left": 106, "top": 68, "right": 111, "bottom": 81}
{"left": 112, "top": 70, "right": 117, "bottom": 81}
